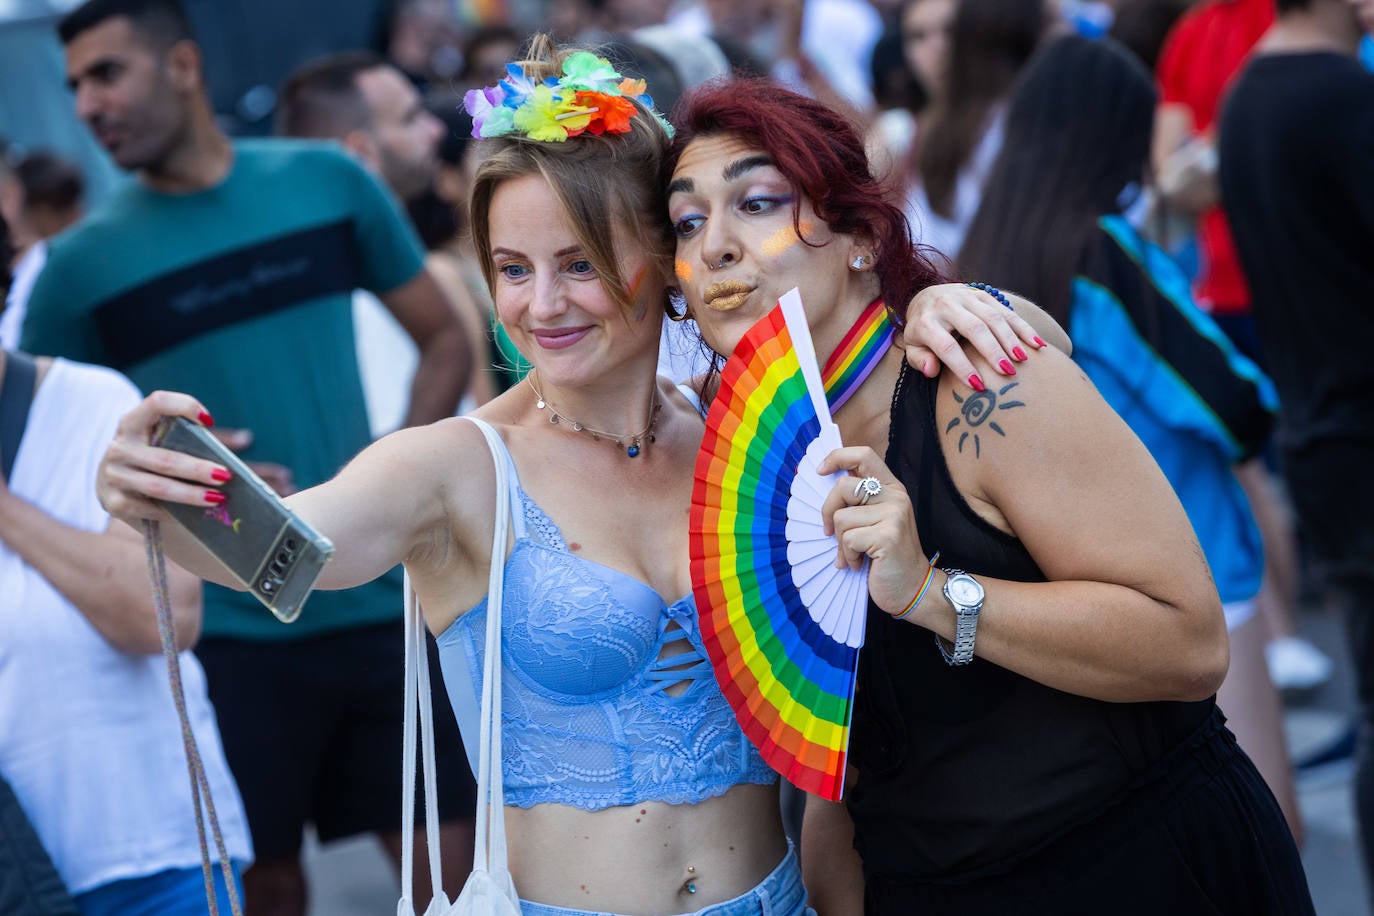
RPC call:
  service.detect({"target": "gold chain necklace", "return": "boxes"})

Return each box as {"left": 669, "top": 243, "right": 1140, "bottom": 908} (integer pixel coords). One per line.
{"left": 525, "top": 373, "right": 662, "bottom": 458}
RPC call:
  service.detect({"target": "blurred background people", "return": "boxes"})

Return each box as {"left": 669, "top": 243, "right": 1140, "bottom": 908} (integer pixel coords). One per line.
{"left": 1060, "top": 0, "right": 1115, "bottom": 36}
{"left": 1153, "top": 0, "right": 1333, "bottom": 697}
{"left": 276, "top": 50, "right": 491, "bottom": 433}
{"left": 19, "top": 0, "right": 474, "bottom": 912}
{"left": 666, "top": 0, "right": 882, "bottom": 115}
{"left": 406, "top": 102, "right": 531, "bottom": 400}
{"left": 1107, "top": 0, "right": 1192, "bottom": 71}
{"left": 866, "top": 0, "right": 955, "bottom": 179}
{"left": 277, "top": 51, "right": 443, "bottom": 202}
{"left": 898, "top": 0, "right": 1049, "bottom": 265}
{"left": 1219, "top": 0, "right": 1374, "bottom": 898}
{"left": 961, "top": 32, "right": 1302, "bottom": 843}
{"left": 0, "top": 209, "right": 251, "bottom": 915}
{"left": 0, "top": 146, "right": 85, "bottom": 348}
{"left": 383, "top": 0, "right": 467, "bottom": 93}
{"left": 454, "top": 24, "right": 523, "bottom": 94}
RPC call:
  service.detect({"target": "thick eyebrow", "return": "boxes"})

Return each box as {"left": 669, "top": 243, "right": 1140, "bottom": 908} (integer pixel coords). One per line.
{"left": 666, "top": 154, "right": 778, "bottom": 198}
{"left": 491, "top": 245, "right": 585, "bottom": 259}
{"left": 66, "top": 56, "right": 117, "bottom": 90}
{"left": 722, "top": 154, "right": 774, "bottom": 183}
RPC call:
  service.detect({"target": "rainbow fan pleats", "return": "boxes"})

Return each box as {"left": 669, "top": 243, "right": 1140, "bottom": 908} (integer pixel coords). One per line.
{"left": 690, "top": 289, "right": 869, "bottom": 802}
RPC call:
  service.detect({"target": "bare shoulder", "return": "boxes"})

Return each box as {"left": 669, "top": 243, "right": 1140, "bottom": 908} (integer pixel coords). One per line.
{"left": 393, "top": 415, "right": 502, "bottom": 512}
{"left": 935, "top": 346, "right": 1199, "bottom": 581}
{"left": 354, "top": 416, "right": 491, "bottom": 481}
{"left": 934, "top": 344, "right": 1116, "bottom": 482}
{"left": 353, "top": 417, "right": 501, "bottom": 542}
{"left": 932, "top": 347, "right": 1094, "bottom": 519}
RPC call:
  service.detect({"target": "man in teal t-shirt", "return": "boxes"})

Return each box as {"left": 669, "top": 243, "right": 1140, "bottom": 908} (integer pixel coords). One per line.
{"left": 24, "top": 0, "right": 476, "bottom": 911}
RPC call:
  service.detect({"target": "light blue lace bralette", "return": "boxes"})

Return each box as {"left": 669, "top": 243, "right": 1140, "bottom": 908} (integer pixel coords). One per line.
{"left": 435, "top": 428, "right": 776, "bottom": 811}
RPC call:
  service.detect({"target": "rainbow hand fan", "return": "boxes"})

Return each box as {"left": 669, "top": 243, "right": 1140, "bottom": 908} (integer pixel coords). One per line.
{"left": 689, "top": 288, "right": 870, "bottom": 801}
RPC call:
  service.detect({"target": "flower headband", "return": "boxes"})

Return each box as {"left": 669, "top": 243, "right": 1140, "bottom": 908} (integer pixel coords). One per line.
{"left": 463, "top": 51, "right": 673, "bottom": 143}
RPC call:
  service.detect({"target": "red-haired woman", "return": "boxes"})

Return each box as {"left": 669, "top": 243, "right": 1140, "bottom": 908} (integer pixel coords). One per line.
{"left": 667, "top": 77, "right": 1312, "bottom": 914}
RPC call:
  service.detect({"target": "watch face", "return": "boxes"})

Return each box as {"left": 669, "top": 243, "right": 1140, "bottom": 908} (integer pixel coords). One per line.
{"left": 947, "top": 575, "right": 983, "bottom": 607}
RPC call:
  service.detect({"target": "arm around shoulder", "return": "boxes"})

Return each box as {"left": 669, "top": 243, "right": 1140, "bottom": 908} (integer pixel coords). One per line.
{"left": 900, "top": 284, "right": 1070, "bottom": 388}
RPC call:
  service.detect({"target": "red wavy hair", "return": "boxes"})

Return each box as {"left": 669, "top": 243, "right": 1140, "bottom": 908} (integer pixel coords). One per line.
{"left": 664, "top": 78, "right": 947, "bottom": 318}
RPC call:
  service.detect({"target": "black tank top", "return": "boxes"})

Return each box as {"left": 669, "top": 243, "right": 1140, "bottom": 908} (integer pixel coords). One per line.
{"left": 846, "top": 366, "right": 1213, "bottom": 883}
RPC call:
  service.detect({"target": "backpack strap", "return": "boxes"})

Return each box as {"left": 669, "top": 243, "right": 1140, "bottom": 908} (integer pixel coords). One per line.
{"left": 0, "top": 351, "right": 38, "bottom": 484}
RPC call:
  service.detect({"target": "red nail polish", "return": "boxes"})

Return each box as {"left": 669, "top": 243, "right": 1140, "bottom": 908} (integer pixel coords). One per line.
{"left": 998, "top": 359, "right": 1017, "bottom": 376}
{"left": 198, "top": 410, "right": 215, "bottom": 428}
{"left": 1033, "top": 336, "right": 1047, "bottom": 349}
{"left": 968, "top": 373, "right": 985, "bottom": 393}
{"left": 211, "top": 468, "right": 232, "bottom": 483}
{"left": 1012, "top": 346, "right": 1028, "bottom": 361}
{"left": 204, "top": 490, "right": 227, "bottom": 505}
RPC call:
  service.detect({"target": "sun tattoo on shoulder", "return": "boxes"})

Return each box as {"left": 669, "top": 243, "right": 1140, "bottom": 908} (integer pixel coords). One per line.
{"left": 946, "top": 382, "right": 1026, "bottom": 459}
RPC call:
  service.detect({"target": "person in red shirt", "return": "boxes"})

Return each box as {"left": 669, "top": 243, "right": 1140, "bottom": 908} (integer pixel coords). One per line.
{"left": 1154, "top": 0, "right": 1272, "bottom": 323}
{"left": 1153, "top": 0, "right": 1335, "bottom": 698}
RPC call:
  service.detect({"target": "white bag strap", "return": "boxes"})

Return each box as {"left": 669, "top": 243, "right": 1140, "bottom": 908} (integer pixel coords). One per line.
{"left": 399, "top": 416, "right": 512, "bottom": 915}
{"left": 466, "top": 416, "right": 513, "bottom": 872}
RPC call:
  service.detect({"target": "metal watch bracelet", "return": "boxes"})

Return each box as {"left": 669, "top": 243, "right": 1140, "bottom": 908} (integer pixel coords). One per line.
{"left": 935, "top": 568, "right": 982, "bottom": 666}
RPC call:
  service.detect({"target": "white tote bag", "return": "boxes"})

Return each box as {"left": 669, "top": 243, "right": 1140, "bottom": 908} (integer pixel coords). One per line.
{"left": 398, "top": 417, "right": 521, "bottom": 916}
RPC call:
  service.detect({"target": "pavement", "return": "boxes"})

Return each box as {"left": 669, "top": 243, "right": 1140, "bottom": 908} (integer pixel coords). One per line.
{"left": 302, "top": 599, "right": 1372, "bottom": 915}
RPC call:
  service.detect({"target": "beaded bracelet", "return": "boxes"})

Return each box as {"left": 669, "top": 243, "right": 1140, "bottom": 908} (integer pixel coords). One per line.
{"left": 965, "top": 281, "right": 1013, "bottom": 311}
{"left": 895, "top": 551, "right": 942, "bottom": 621}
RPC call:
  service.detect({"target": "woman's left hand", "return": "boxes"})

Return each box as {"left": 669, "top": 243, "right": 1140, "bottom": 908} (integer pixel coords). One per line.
{"left": 817, "top": 446, "right": 928, "bottom": 617}
{"left": 901, "top": 283, "right": 1047, "bottom": 384}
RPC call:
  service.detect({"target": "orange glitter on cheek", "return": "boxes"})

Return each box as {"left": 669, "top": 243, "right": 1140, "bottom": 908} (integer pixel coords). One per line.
{"left": 626, "top": 266, "right": 647, "bottom": 301}
{"left": 761, "top": 221, "right": 814, "bottom": 257}
{"left": 626, "top": 266, "right": 659, "bottom": 320}
{"left": 675, "top": 258, "right": 693, "bottom": 282}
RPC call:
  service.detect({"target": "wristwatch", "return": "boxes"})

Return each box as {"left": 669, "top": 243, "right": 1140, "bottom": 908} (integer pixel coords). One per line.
{"left": 935, "top": 569, "right": 984, "bottom": 666}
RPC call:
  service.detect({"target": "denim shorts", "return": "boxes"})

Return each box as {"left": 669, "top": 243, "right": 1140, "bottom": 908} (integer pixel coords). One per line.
{"left": 519, "top": 841, "right": 814, "bottom": 916}
{"left": 74, "top": 860, "right": 245, "bottom": 916}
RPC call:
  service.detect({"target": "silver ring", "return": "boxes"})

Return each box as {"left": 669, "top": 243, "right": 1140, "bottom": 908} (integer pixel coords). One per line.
{"left": 708, "top": 254, "right": 733, "bottom": 271}
{"left": 854, "top": 476, "right": 882, "bottom": 505}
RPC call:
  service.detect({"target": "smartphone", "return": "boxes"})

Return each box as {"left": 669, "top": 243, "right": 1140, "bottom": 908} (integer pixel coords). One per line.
{"left": 151, "top": 416, "right": 334, "bottom": 623}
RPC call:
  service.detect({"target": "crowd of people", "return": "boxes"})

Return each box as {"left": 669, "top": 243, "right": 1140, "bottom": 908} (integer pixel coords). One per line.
{"left": 1, "top": 0, "right": 1371, "bottom": 913}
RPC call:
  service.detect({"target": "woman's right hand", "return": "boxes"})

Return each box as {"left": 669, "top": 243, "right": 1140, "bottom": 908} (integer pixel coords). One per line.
{"left": 97, "top": 391, "right": 234, "bottom": 524}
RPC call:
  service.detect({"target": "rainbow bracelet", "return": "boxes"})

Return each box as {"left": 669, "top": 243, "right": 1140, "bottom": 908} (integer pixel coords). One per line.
{"left": 895, "top": 551, "right": 942, "bottom": 621}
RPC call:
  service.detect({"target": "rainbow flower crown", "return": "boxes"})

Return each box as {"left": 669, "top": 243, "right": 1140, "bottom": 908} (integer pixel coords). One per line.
{"left": 463, "top": 51, "right": 673, "bottom": 143}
